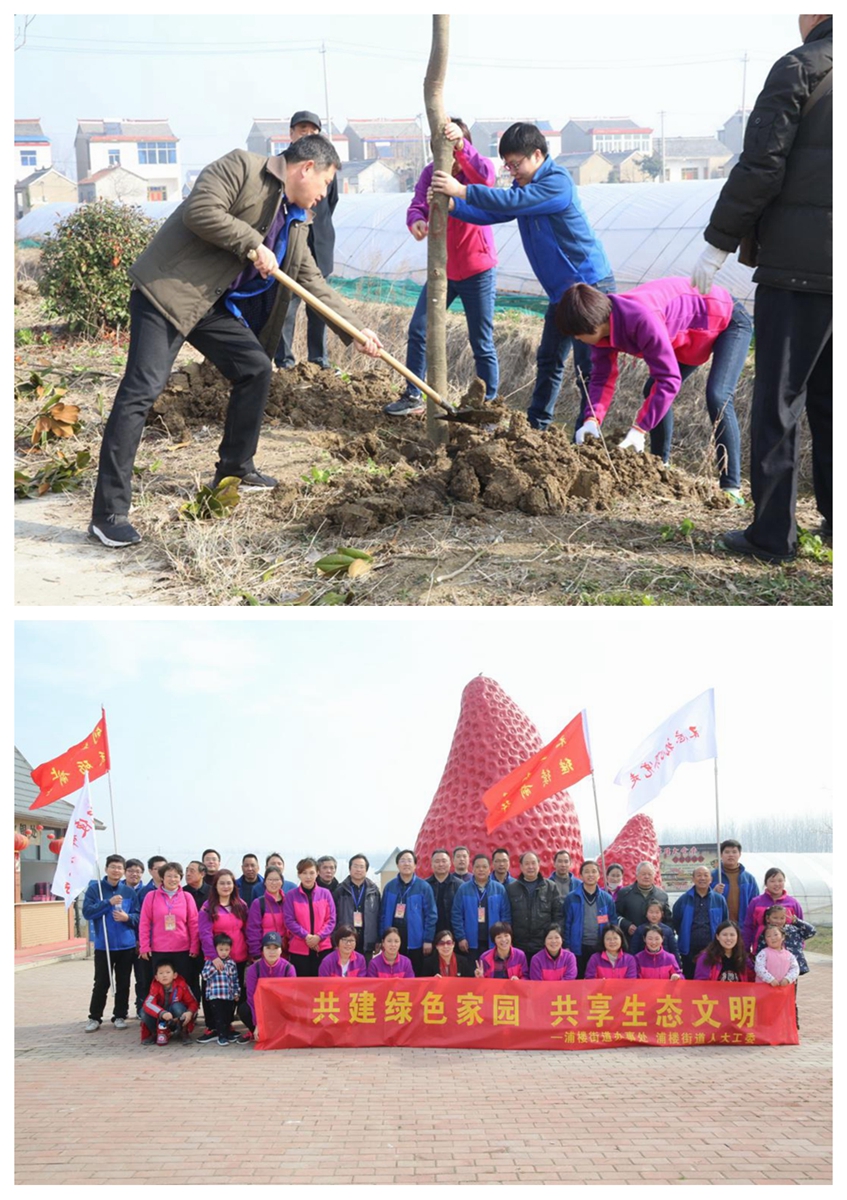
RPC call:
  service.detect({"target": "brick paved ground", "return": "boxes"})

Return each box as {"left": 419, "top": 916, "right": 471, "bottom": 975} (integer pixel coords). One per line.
{"left": 16, "top": 956, "right": 832, "bottom": 1185}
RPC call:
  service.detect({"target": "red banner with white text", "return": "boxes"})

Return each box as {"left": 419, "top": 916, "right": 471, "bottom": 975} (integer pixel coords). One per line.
{"left": 254, "top": 978, "right": 797, "bottom": 1051}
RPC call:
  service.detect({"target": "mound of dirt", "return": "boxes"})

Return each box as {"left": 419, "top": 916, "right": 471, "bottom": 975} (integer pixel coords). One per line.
{"left": 149, "top": 360, "right": 400, "bottom": 440}
{"left": 150, "top": 360, "right": 731, "bottom": 536}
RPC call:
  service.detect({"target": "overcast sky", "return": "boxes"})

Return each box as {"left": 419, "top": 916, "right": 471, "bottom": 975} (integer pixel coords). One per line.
{"left": 15, "top": 8, "right": 804, "bottom": 178}
{"left": 15, "top": 614, "right": 831, "bottom": 877}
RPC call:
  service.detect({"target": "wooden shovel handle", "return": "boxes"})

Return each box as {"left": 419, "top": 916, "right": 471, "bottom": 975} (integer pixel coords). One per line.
{"left": 247, "top": 250, "right": 449, "bottom": 409}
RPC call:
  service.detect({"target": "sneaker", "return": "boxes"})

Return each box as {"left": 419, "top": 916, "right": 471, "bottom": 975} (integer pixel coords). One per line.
{"left": 210, "top": 469, "right": 278, "bottom": 491}
{"left": 237, "top": 1031, "right": 254, "bottom": 1044}
{"left": 216, "top": 1035, "right": 231, "bottom": 1046}
{"left": 113, "top": 1017, "right": 128, "bottom": 1030}
{"left": 722, "top": 488, "right": 746, "bottom": 506}
{"left": 88, "top": 515, "right": 141, "bottom": 548}
{"left": 197, "top": 1029, "right": 218, "bottom": 1045}
{"left": 384, "top": 395, "right": 425, "bottom": 417}
{"left": 224, "top": 1027, "right": 239, "bottom": 1043}
{"left": 84, "top": 1019, "right": 100, "bottom": 1032}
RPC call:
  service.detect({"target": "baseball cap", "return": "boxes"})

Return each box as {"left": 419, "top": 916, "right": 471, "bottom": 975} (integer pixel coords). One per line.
{"left": 261, "top": 931, "right": 283, "bottom": 948}
{"left": 290, "top": 110, "right": 322, "bottom": 131}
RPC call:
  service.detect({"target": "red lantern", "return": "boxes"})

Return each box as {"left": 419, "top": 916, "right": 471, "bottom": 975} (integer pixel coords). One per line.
{"left": 48, "top": 838, "right": 64, "bottom": 855}
{"left": 36, "top": 824, "right": 44, "bottom": 832}
{"left": 14, "top": 832, "right": 29, "bottom": 853}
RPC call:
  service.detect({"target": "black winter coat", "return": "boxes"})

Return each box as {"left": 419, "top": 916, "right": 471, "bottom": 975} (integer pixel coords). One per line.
{"left": 307, "top": 174, "right": 338, "bottom": 278}
{"left": 704, "top": 17, "right": 832, "bottom": 294}
{"left": 614, "top": 883, "right": 673, "bottom": 933}
{"left": 334, "top": 875, "right": 381, "bottom": 954}
{"left": 506, "top": 876, "right": 563, "bottom": 957}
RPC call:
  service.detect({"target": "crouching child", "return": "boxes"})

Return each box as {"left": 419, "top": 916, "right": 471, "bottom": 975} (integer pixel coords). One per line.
{"left": 141, "top": 959, "right": 198, "bottom": 1045}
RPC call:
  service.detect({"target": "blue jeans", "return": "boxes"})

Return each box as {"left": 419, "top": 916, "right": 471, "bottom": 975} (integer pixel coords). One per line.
{"left": 403, "top": 268, "right": 499, "bottom": 400}
{"left": 141, "top": 999, "right": 188, "bottom": 1039}
{"left": 528, "top": 275, "right": 616, "bottom": 431}
{"left": 648, "top": 300, "right": 752, "bottom": 490}
{"left": 275, "top": 294, "right": 329, "bottom": 369}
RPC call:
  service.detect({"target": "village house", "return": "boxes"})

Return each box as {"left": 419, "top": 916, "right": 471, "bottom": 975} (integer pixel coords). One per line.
{"left": 560, "top": 118, "right": 653, "bottom": 157}
{"left": 246, "top": 118, "right": 349, "bottom": 161}
{"left": 74, "top": 118, "right": 180, "bottom": 202}
{"left": 14, "top": 118, "right": 51, "bottom": 182}
{"left": 554, "top": 151, "right": 614, "bottom": 186}
{"left": 660, "top": 136, "right": 734, "bottom": 181}
{"left": 337, "top": 159, "right": 401, "bottom": 195}
{"left": 343, "top": 118, "right": 427, "bottom": 174}
{"left": 77, "top": 164, "right": 148, "bottom": 204}
{"left": 14, "top": 747, "right": 105, "bottom": 960}
{"left": 15, "top": 166, "right": 76, "bottom": 219}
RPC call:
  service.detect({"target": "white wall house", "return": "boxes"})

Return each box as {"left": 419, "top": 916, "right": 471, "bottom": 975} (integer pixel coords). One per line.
{"left": 77, "top": 165, "right": 149, "bottom": 204}
{"left": 661, "top": 137, "right": 733, "bottom": 181}
{"left": 75, "top": 119, "right": 180, "bottom": 202}
{"left": 15, "top": 119, "right": 51, "bottom": 183}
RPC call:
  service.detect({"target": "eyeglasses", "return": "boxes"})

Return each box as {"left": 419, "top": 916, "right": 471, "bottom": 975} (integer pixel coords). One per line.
{"left": 436, "top": 940, "right": 455, "bottom": 947}
{"left": 502, "top": 155, "right": 528, "bottom": 175}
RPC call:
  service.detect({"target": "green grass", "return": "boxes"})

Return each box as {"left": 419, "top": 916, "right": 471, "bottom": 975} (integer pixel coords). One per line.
{"left": 810, "top": 926, "right": 832, "bottom": 955}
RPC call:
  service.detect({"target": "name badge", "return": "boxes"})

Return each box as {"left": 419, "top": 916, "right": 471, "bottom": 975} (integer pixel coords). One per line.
{"left": 353, "top": 911, "right": 363, "bottom": 928}
{"left": 394, "top": 903, "right": 406, "bottom": 919}
{"left": 478, "top": 907, "right": 486, "bottom": 923}
{"left": 597, "top": 914, "right": 609, "bottom": 924}
{"left": 164, "top": 914, "right": 176, "bottom": 931}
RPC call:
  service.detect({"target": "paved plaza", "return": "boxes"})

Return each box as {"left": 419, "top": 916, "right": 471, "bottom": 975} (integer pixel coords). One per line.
{"left": 15, "top": 955, "right": 832, "bottom": 1185}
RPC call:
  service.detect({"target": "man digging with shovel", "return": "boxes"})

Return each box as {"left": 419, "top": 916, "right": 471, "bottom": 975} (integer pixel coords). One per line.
{"left": 89, "top": 134, "right": 383, "bottom": 548}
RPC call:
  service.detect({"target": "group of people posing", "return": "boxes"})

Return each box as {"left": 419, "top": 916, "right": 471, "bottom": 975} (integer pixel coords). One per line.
{"left": 89, "top": 16, "right": 830, "bottom": 567}
{"left": 81, "top": 837, "right": 813, "bottom": 1046}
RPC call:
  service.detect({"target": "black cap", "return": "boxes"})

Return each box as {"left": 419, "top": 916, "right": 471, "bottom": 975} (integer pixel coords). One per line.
{"left": 290, "top": 110, "right": 322, "bottom": 132}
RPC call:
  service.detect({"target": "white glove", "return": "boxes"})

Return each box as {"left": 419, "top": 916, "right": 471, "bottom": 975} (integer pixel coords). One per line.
{"left": 575, "top": 418, "right": 601, "bottom": 445}
{"left": 690, "top": 244, "right": 730, "bottom": 294}
{"left": 618, "top": 427, "right": 646, "bottom": 453}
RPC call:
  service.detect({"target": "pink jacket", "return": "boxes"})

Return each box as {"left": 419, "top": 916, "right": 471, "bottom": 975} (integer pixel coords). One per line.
{"left": 282, "top": 885, "right": 336, "bottom": 955}
{"left": 407, "top": 142, "right": 497, "bottom": 281}
{"left": 139, "top": 886, "right": 199, "bottom": 956}
{"left": 198, "top": 901, "right": 249, "bottom": 962}
{"left": 587, "top": 278, "right": 736, "bottom": 430}
{"left": 635, "top": 948, "right": 681, "bottom": 980}
{"left": 367, "top": 952, "right": 415, "bottom": 979}
{"left": 246, "top": 892, "right": 287, "bottom": 959}
{"left": 584, "top": 951, "right": 637, "bottom": 979}
{"left": 318, "top": 950, "right": 369, "bottom": 978}
{"left": 743, "top": 892, "right": 804, "bottom": 952}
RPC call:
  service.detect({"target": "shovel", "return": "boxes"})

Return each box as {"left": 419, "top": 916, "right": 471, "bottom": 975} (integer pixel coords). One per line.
{"left": 247, "top": 250, "right": 495, "bottom": 424}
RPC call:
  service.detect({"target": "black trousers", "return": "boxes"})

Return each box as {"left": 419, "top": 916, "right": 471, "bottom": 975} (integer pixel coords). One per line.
{"left": 288, "top": 949, "right": 330, "bottom": 977}
{"left": 746, "top": 285, "right": 832, "bottom": 556}
{"left": 92, "top": 289, "right": 273, "bottom": 519}
{"left": 206, "top": 998, "right": 236, "bottom": 1035}
{"left": 132, "top": 950, "right": 147, "bottom": 1014}
{"left": 88, "top": 948, "right": 136, "bottom": 1021}
{"left": 237, "top": 1000, "right": 255, "bottom": 1032}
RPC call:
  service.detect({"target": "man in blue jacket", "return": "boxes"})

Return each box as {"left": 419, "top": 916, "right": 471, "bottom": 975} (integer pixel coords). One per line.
{"left": 451, "top": 854, "right": 511, "bottom": 964}
{"left": 379, "top": 849, "right": 437, "bottom": 975}
{"left": 82, "top": 854, "right": 139, "bottom": 1032}
{"left": 432, "top": 122, "right": 614, "bottom": 432}
{"left": 562, "top": 859, "right": 618, "bottom": 977}
{"left": 672, "top": 864, "right": 729, "bottom": 979}
{"left": 710, "top": 839, "right": 758, "bottom": 929}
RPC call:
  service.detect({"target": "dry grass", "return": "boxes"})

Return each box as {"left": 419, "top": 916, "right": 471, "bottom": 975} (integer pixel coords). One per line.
{"left": 14, "top": 250, "right": 829, "bottom": 607}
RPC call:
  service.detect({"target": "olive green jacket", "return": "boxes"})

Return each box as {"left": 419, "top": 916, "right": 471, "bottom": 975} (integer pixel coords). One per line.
{"left": 128, "top": 149, "right": 356, "bottom": 354}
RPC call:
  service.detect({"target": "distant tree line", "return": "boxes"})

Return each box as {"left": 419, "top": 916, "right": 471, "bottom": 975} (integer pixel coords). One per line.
{"left": 584, "top": 812, "right": 831, "bottom": 860}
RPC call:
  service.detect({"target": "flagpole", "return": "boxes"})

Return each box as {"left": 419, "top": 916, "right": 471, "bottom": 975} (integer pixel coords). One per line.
{"left": 712, "top": 691, "right": 721, "bottom": 891}
{"left": 582, "top": 711, "right": 607, "bottom": 882}
{"left": 102, "top": 705, "right": 118, "bottom": 854}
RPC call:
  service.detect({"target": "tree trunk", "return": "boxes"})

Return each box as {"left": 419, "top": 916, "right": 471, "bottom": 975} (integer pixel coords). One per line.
{"left": 423, "top": 14, "right": 450, "bottom": 445}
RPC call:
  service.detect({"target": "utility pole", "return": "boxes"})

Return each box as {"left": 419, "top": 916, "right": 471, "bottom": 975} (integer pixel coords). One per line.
{"left": 321, "top": 41, "right": 332, "bottom": 146}
{"left": 660, "top": 110, "right": 666, "bottom": 182}
{"left": 740, "top": 50, "right": 749, "bottom": 146}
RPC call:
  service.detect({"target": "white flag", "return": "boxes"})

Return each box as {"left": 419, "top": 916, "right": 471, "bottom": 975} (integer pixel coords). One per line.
{"left": 614, "top": 689, "right": 717, "bottom": 814}
{"left": 51, "top": 773, "right": 99, "bottom": 908}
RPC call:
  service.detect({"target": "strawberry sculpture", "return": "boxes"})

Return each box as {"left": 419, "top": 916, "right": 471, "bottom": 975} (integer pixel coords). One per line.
{"left": 414, "top": 675, "right": 583, "bottom": 879}
{"left": 599, "top": 812, "right": 663, "bottom": 889}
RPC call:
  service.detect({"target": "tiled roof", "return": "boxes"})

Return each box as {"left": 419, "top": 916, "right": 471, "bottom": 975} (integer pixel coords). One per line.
{"left": 662, "top": 136, "right": 733, "bottom": 159}
{"left": 77, "top": 119, "right": 177, "bottom": 140}
{"left": 568, "top": 118, "right": 650, "bottom": 133}
{"left": 15, "top": 119, "right": 48, "bottom": 141}
{"left": 77, "top": 165, "right": 145, "bottom": 185}
{"left": 345, "top": 119, "right": 422, "bottom": 139}
{"left": 340, "top": 158, "right": 395, "bottom": 179}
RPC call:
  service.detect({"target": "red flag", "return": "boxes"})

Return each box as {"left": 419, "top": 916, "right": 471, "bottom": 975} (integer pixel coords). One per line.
{"left": 29, "top": 709, "right": 110, "bottom": 809}
{"left": 483, "top": 710, "right": 591, "bottom": 833}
